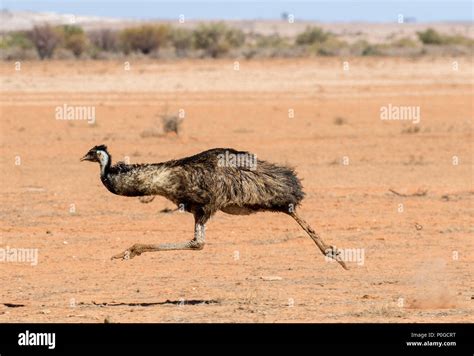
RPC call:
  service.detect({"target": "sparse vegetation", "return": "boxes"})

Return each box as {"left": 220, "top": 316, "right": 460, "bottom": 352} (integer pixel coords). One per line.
{"left": 0, "top": 23, "right": 471, "bottom": 60}
{"left": 417, "top": 28, "right": 473, "bottom": 46}
{"left": 401, "top": 125, "right": 421, "bottom": 134}
{"left": 391, "top": 37, "right": 419, "bottom": 48}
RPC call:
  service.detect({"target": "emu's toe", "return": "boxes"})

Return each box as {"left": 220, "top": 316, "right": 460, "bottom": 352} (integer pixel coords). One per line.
{"left": 111, "top": 245, "right": 142, "bottom": 261}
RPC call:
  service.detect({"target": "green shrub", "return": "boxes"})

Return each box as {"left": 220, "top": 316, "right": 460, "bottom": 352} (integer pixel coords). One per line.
{"left": 193, "top": 23, "right": 245, "bottom": 58}
{"left": 441, "top": 34, "right": 474, "bottom": 46}
{"left": 295, "top": 26, "right": 330, "bottom": 45}
{"left": 255, "top": 34, "right": 289, "bottom": 49}
{"left": 362, "top": 44, "right": 385, "bottom": 56}
{"left": 349, "top": 40, "right": 384, "bottom": 56}
{"left": 312, "top": 37, "right": 348, "bottom": 56}
{"left": 61, "top": 24, "right": 84, "bottom": 37}
{"left": 58, "top": 26, "right": 88, "bottom": 58}
{"left": 0, "top": 31, "right": 33, "bottom": 50}
{"left": 417, "top": 28, "right": 445, "bottom": 45}
{"left": 170, "top": 28, "right": 193, "bottom": 57}
{"left": 120, "top": 25, "right": 170, "bottom": 54}
{"left": 417, "top": 28, "right": 473, "bottom": 47}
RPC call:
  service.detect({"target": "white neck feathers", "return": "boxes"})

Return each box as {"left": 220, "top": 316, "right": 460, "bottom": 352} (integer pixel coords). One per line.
{"left": 97, "top": 150, "right": 110, "bottom": 176}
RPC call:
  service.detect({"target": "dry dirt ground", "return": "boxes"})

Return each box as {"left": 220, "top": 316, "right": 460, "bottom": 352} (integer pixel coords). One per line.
{"left": 0, "top": 58, "right": 472, "bottom": 322}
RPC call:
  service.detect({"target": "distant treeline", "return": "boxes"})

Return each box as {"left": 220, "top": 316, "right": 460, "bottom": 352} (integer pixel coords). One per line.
{"left": 1, "top": 23, "right": 472, "bottom": 60}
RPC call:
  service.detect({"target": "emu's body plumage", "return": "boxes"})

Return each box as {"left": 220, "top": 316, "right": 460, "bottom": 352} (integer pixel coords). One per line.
{"left": 103, "top": 148, "right": 304, "bottom": 217}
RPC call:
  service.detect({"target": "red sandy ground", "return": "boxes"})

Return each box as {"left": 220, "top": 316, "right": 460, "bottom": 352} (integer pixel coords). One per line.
{"left": 0, "top": 58, "right": 472, "bottom": 322}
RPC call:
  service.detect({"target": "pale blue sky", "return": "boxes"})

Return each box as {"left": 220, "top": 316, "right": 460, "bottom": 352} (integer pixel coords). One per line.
{"left": 1, "top": 0, "right": 472, "bottom": 22}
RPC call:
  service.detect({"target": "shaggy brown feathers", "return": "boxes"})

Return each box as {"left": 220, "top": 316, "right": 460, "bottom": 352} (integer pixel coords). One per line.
{"left": 81, "top": 145, "right": 347, "bottom": 269}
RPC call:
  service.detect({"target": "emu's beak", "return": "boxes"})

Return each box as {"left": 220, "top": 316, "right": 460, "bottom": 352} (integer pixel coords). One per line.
{"left": 80, "top": 154, "right": 90, "bottom": 162}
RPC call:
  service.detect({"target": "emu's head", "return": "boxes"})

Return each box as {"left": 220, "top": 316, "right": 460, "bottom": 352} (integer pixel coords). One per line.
{"left": 80, "top": 144, "right": 110, "bottom": 164}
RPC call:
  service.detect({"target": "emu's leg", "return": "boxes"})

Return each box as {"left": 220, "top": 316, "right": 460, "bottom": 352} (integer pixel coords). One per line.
{"left": 111, "top": 223, "right": 206, "bottom": 260}
{"left": 289, "top": 210, "right": 348, "bottom": 270}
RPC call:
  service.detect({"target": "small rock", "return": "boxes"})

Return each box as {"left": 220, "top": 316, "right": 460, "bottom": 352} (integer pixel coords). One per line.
{"left": 104, "top": 316, "right": 111, "bottom": 323}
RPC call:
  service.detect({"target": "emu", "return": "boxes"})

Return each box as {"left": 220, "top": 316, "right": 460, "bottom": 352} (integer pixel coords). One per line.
{"left": 81, "top": 145, "right": 347, "bottom": 269}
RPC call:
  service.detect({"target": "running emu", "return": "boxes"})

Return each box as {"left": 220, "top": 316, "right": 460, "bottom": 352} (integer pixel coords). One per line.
{"left": 81, "top": 145, "right": 347, "bottom": 269}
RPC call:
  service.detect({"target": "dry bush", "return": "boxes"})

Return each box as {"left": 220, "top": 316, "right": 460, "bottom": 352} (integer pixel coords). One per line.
{"left": 161, "top": 114, "right": 183, "bottom": 135}
{"left": 88, "top": 29, "right": 118, "bottom": 52}
{"left": 29, "top": 24, "right": 61, "bottom": 59}
{"left": 391, "top": 37, "right": 419, "bottom": 48}
{"left": 139, "top": 113, "right": 183, "bottom": 138}
{"left": 333, "top": 116, "right": 348, "bottom": 125}
{"left": 0, "top": 47, "right": 38, "bottom": 60}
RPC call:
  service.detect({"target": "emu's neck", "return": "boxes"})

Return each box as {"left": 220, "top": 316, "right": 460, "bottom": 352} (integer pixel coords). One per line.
{"left": 99, "top": 152, "right": 111, "bottom": 177}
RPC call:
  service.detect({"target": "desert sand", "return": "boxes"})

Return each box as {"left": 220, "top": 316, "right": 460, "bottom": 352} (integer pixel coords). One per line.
{"left": 0, "top": 57, "right": 472, "bottom": 322}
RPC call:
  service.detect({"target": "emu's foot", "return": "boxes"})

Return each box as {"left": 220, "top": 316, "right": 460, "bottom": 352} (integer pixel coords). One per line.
{"left": 325, "top": 245, "right": 349, "bottom": 270}
{"left": 111, "top": 244, "right": 144, "bottom": 261}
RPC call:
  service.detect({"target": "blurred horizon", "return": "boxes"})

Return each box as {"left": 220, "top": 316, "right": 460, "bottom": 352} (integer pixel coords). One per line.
{"left": 1, "top": 0, "right": 473, "bottom": 22}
